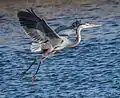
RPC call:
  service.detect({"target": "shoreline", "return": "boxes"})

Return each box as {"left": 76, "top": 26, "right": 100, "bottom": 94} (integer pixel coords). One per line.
{"left": 0, "top": 0, "right": 110, "bottom": 11}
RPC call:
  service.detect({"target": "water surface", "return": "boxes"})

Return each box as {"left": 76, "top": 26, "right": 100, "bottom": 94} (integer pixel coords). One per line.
{"left": 0, "top": 1, "right": 120, "bottom": 98}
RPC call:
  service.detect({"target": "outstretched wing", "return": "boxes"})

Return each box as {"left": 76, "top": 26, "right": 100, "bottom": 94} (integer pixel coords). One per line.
{"left": 17, "top": 9, "right": 61, "bottom": 43}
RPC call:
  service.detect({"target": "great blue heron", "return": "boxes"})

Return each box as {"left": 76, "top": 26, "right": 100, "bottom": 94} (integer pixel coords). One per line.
{"left": 17, "top": 9, "right": 101, "bottom": 79}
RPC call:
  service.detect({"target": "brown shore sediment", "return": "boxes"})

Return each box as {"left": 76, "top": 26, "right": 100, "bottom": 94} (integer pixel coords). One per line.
{"left": 0, "top": 0, "right": 101, "bottom": 11}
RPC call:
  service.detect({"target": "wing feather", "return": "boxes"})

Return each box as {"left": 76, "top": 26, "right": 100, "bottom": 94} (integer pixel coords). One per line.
{"left": 17, "top": 8, "right": 61, "bottom": 42}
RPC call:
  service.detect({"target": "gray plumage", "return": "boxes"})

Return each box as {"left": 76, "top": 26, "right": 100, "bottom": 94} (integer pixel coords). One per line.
{"left": 17, "top": 9, "right": 87, "bottom": 53}
{"left": 18, "top": 9, "right": 63, "bottom": 52}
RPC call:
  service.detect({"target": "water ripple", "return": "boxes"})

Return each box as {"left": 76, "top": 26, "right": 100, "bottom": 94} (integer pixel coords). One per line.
{"left": 0, "top": 2, "right": 120, "bottom": 98}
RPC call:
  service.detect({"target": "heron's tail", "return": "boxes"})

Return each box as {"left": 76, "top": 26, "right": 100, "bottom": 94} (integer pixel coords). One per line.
{"left": 30, "top": 42, "right": 42, "bottom": 52}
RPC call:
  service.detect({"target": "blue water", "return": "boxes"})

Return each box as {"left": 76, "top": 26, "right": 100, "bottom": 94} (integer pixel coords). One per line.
{"left": 0, "top": 2, "right": 120, "bottom": 98}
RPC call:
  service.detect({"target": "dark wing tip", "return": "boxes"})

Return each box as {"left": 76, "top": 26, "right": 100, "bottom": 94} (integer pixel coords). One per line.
{"left": 17, "top": 8, "right": 41, "bottom": 28}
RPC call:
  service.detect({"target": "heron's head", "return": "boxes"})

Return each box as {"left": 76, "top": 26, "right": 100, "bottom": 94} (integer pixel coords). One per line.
{"left": 72, "top": 20, "right": 82, "bottom": 28}
{"left": 72, "top": 21, "right": 101, "bottom": 29}
{"left": 80, "top": 23, "right": 101, "bottom": 29}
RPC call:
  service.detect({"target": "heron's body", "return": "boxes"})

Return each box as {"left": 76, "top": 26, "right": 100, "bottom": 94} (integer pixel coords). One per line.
{"left": 17, "top": 9, "right": 82, "bottom": 53}
{"left": 17, "top": 8, "right": 101, "bottom": 78}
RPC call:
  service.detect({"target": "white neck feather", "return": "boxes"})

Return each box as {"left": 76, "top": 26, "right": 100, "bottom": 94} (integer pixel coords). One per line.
{"left": 69, "top": 26, "right": 82, "bottom": 47}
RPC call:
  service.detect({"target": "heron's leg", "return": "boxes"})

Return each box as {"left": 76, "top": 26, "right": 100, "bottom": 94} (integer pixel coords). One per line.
{"left": 40, "top": 47, "right": 53, "bottom": 62}
{"left": 22, "top": 58, "right": 37, "bottom": 75}
{"left": 44, "top": 48, "right": 52, "bottom": 56}
{"left": 32, "top": 52, "right": 51, "bottom": 81}
{"left": 32, "top": 48, "right": 53, "bottom": 81}
{"left": 32, "top": 60, "right": 41, "bottom": 81}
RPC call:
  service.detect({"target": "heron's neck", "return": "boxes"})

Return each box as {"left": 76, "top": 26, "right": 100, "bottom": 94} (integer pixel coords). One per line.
{"left": 69, "top": 26, "right": 82, "bottom": 47}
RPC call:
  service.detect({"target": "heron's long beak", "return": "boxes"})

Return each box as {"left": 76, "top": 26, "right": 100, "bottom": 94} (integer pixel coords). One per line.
{"left": 91, "top": 24, "right": 102, "bottom": 27}
{"left": 83, "top": 23, "right": 102, "bottom": 29}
